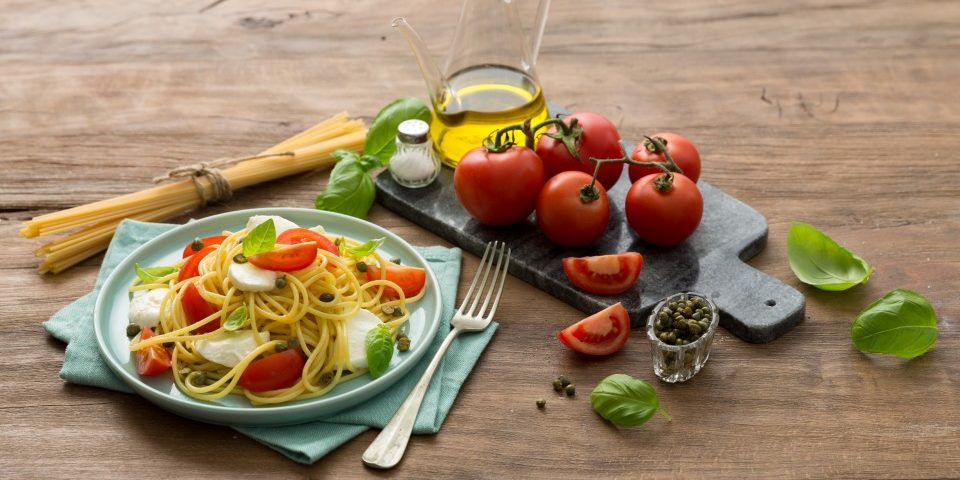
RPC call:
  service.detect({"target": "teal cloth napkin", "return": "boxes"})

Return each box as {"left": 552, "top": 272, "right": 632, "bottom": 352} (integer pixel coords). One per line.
{"left": 43, "top": 219, "right": 497, "bottom": 464}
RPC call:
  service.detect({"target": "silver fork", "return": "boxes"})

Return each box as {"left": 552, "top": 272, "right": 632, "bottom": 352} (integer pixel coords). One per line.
{"left": 362, "top": 241, "right": 510, "bottom": 469}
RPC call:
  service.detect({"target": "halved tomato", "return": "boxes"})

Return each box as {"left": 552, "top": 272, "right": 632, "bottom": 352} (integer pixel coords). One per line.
{"left": 181, "top": 235, "right": 227, "bottom": 258}
{"left": 238, "top": 349, "right": 306, "bottom": 392}
{"left": 136, "top": 327, "right": 172, "bottom": 376}
{"left": 562, "top": 253, "right": 643, "bottom": 295}
{"left": 365, "top": 264, "right": 426, "bottom": 299}
{"left": 180, "top": 282, "right": 219, "bottom": 333}
{"left": 178, "top": 245, "right": 217, "bottom": 282}
{"left": 557, "top": 303, "right": 630, "bottom": 356}
{"left": 248, "top": 242, "right": 318, "bottom": 272}
{"left": 277, "top": 228, "right": 339, "bottom": 257}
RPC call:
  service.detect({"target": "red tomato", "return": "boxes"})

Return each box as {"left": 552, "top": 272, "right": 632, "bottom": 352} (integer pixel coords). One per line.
{"left": 136, "top": 327, "right": 172, "bottom": 376}
{"left": 181, "top": 235, "right": 227, "bottom": 258}
{"left": 180, "top": 282, "right": 219, "bottom": 334}
{"left": 628, "top": 132, "right": 701, "bottom": 183}
{"left": 562, "top": 253, "right": 644, "bottom": 295}
{"left": 365, "top": 264, "right": 427, "bottom": 299}
{"left": 536, "top": 171, "right": 610, "bottom": 247}
{"left": 557, "top": 303, "right": 631, "bottom": 356}
{"left": 238, "top": 349, "right": 306, "bottom": 392}
{"left": 248, "top": 242, "right": 318, "bottom": 272}
{"left": 178, "top": 246, "right": 216, "bottom": 282}
{"left": 625, "top": 173, "right": 703, "bottom": 246}
{"left": 453, "top": 145, "right": 545, "bottom": 226}
{"left": 277, "top": 228, "right": 339, "bottom": 257}
{"left": 536, "top": 112, "right": 624, "bottom": 190}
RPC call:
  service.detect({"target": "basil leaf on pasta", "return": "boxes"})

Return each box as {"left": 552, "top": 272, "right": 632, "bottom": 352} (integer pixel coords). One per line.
{"left": 365, "top": 323, "right": 394, "bottom": 379}
{"left": 223, "top": 305, "right": 248, "bottom": 331}
{"left": 346, "top": 237, "right": 384, "bottom": 259}
{"left": 243, "top": 219, "right": 276, "bottom": 257}
{"left": 134, "top": 263, "right": 177, "bottom": 283}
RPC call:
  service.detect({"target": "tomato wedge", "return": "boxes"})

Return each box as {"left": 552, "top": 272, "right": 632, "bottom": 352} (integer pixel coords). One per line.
{"left": 136, "top": 327, "right": 172, "bottom": 376}
{"left": 248, "top": 242, "right": 318, "bottom": 272}
{"left": 238, "top": 349, "right": 306, "bottom": 392}
{"left": 180, "top": 282, "right": 219, "bottom": 333}
{"left": 178, "top": 245, "right": 216, "bottom": 282}
{"left": 181, "top": 235, "right": 227, "bottom": 258}
{"left": 562, "top": 253, "right": 643, "bottom": 295}
{"left": 558, "top": 303, "right": 631, "bottom": 356}
{"left": 365, "top": 264, "right": 426, "bottom": 299}
{"left": 277, "top": 228, "right": 339, "bottom": 257}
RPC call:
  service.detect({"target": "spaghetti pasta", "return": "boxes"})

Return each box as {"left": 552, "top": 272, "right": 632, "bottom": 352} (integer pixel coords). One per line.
{"left": 128, "top": 217, "right": 424, "bottom": 405}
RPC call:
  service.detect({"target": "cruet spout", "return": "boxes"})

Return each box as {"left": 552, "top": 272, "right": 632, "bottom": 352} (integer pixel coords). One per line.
{"left": 392, "top": 17, "right": 450, "bottom": 107}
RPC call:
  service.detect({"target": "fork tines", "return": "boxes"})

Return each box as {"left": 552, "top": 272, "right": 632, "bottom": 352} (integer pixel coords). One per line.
{"left": 456, "top": 241, "right": 511, "bottom": 321}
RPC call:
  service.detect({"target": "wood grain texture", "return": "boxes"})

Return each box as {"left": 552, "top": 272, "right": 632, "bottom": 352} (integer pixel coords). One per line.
{"left": 1, "top": 0, "right": 958, "bottom": 478}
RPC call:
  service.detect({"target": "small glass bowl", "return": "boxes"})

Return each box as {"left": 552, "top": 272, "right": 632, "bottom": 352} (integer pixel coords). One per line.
{"left": 646, "top": 292, "right": 720, "bottom": 383}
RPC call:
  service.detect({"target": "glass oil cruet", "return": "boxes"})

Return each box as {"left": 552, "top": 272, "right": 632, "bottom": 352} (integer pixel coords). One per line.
{"left": 393, "top": 0, "right": 552, "bottom": 167}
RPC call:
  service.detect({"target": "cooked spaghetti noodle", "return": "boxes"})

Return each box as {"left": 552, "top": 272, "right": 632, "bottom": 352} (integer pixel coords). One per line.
{"left": 128, "top": 221, "right": 424, "bottom": 405}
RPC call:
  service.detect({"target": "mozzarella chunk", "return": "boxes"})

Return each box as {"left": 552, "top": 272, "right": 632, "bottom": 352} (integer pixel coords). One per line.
{"left": 228, "top": 262, "right": 278, "bottom": 292}
{"left": 245, "top": 215, "right": 298, "bottom": 237}
{"left": 195, "top": 331, "right": 271, "bottom": 368}
{"left": 128, "top": 288, "right": 170, "bottom": 329}
{"left": 344, "top": 309, "right": 384, "bottom": 371}
{"left": 308, "top": 224, "right": 326, "bottom": 234}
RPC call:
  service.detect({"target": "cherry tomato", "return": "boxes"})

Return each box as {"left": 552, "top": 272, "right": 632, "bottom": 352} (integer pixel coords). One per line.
{"left": 248, "top": 242, "right": 318, "bottom": 272}
{"left": 365, "top": 264, "right": 427, "bottom": 299}
{"left": 625, "top": 173, "right": 703, "bottom": 246}
{"left": 238, "top": 349, "right": 306, "bottom": 392}
{"left": 181, "top": 235, "right": 227, "bottom": 258}
{"left": 628, "top": 132, "right": 701, "bottom": 183}
{"left": 180, "top": 282, "right": 219, "bottom": 333}
{"left": 178, "top": 246, "right": 216, "bottom": 282}
{"left": 557, "top": 303, "right": 630, "bottom": 356}
{"left": 536, "top": 171, "right": 609, "bottom": 247}
{"left": 454, "top": 145, "right": 545, "bottom": 226}
{"left": 277, "top": 228, "right": 339, "bottom": 257}
{"left": 562, "top": 253, "right": 644, "bottom": 295}
{"left": 536, "top": 112, "right": 624, "bottom": 190}
{"left": 136, "top": 327, "right": 172, "bottom": 376}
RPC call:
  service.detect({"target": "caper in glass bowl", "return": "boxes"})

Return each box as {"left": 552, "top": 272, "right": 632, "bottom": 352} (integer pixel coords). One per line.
{"left": 646, "top": 292, "right": 719, "bottom": 383}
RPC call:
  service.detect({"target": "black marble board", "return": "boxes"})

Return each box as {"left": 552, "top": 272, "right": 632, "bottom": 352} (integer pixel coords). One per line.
{"left": 376, "top": 150, "right": 805, "bottom": 344}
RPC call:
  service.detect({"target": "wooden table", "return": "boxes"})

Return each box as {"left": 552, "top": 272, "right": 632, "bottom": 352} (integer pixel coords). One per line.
{"left": 2, "top": 0, "right": 958, "bottom": 478}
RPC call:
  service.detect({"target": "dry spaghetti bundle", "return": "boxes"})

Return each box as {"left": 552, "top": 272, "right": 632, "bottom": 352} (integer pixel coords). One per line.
{"left": 20, "top": 112, "right": 366, "bottom": 273}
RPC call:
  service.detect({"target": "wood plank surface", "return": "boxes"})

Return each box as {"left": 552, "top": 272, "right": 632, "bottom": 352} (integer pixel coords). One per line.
{"left": 1, "top": 0, "right": 958, "bottom": 478}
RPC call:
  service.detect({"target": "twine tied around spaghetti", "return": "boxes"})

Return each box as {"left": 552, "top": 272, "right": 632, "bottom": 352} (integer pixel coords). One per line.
{"left": 153, "top": 152, "right": 295, "bottom": 206}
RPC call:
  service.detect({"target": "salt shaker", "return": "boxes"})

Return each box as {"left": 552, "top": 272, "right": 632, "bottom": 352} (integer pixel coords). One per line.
{"left": 388, "top": 119, "right": 441, "bottom": 188}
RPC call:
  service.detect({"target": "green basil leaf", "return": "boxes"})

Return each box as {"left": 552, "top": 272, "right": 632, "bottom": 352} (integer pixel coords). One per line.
{"left": 851, "top": 289, "right": 937, "bottom": 359}
{"left": 223, "top": 305, "right": 248, "bottom": 331}
{"left": 787, "top": 222, "right": 873, "bottom": 291}
{"left": 590, "top": 374, "right": 671, "bottom": 427}
{"left": 364, "top": 323, "right": 394, "bottom": 379}
{"left": 315, "top": 155, "right": 376, "bottom": 219}
{"left": 242, "top": 219, "right": 276, "bottom": 257}
{"left": 345, "top": 237, "right": 384, "bottom": 259}
{"left": 364, "top": 97, "right": 432, "bottom": 166}
{"left": 134, "top": 263, "right": 177, "bottom": 283}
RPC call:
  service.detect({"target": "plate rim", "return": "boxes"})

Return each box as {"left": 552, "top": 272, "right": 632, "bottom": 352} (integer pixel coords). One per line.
{"left": 93, "top": 207, "right": 442, "bottom": 424}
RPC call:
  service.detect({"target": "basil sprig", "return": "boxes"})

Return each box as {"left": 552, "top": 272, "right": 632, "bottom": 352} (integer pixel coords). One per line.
{"left": 364, "top": 323, "right": 394, "bottom": 379}
{"left": 315, "top": 97, "right": 432, "bottom": 219}
{"left": 851, "top": 289, "right": 938, "bottom": 358}
{"left": 243, "top": 219, "right": 276, "bottom": 257}
{"left": 590, "top": 374, "right": 671, "bottom": 427}
{"left": 787, "top": 222, "right": 873, "bottom": 291}
{"left": 134, "top": 264, "right": 177, "bottom": 283}
{"left": 345, "top": 237, "right": 384, "bottom": 259}
{"left": 223, "top": 305, "right": 249, "bottom": 331}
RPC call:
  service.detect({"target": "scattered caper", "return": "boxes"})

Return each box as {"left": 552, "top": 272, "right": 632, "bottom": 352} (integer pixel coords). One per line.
{"left": 190, "top": 237, "right": 204, "bottom": 252}
{"left": 552, "top": 379, "right": 563, "bottom": 392}
{"left": 397, "top": 334, "right": 411, "bottom": 352}
{"left": 565, "top": 384, "right": 576, "bottom": 396}
{"left": 275, "top": 341, "right": 288, "bottom": 353}
{"left": 319, "top": 292, "right": 335, "bottom": 302}
{"left": 275, "top": 275, "right": 287, "bottom": 289}
{"left": 536, "top": 399, "right": 546, "bottom": 409}
{"left": 558, "top": 375, "right": 571, "bottom": 387}
{"left": 125, "top": 323, "right": 141, "bottom": 337}
{"left": 356, "top": 261, "right": 368, "bottom": 272}
{"left": 381, "top": 305, "right": 396, "bottom": 315}
{"left": 319, "top": 372, "right": 335, "bottom": 386}
{"left": 392, "top": 308, "right": 404, "bottom": 318}
{"left": 192, "top": 372, "right": 207, "bottom": 386}
{"left": 287, "top": 338, "right": 300, "bottom": 350}
{"left": 233, "top": 253, "right": 247, "bottom": 264}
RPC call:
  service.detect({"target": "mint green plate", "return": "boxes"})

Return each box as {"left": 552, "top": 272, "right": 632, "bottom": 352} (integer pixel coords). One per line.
{"left": 94, "top": 208, "right": 442, "bottom": 427}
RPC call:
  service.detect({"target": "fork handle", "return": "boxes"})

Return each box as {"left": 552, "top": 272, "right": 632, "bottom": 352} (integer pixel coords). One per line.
{"left": 362, "top": 327, "right": 461, "bottom": 469}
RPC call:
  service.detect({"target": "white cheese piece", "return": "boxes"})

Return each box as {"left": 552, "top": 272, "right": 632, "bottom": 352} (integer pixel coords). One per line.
{"left": 245, "top": 215, "right": 298, "bottom": 237}
{"left": 308, "top": 224, "right": 326, "bottom": 234}
{"left": 128, "top": 288, "right": 170, "bottom": 329}
{"left": 344, "top": 309, "right": 383, "bottom": 371}
{"left": 195, "top": 331, "right": 271, "bottom": 368}
{"left": 228, "top": 262, "right": 278, "bottom": 292}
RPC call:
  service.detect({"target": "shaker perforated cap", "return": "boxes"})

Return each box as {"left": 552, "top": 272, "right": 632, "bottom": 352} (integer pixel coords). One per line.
{"left": 396, "top": 119, "right": 430, "bottom": 144}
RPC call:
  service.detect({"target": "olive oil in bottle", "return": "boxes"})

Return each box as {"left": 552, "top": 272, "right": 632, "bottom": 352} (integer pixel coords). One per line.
{"left": 431, "top": 65, "right": 548, "bottom": 167}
